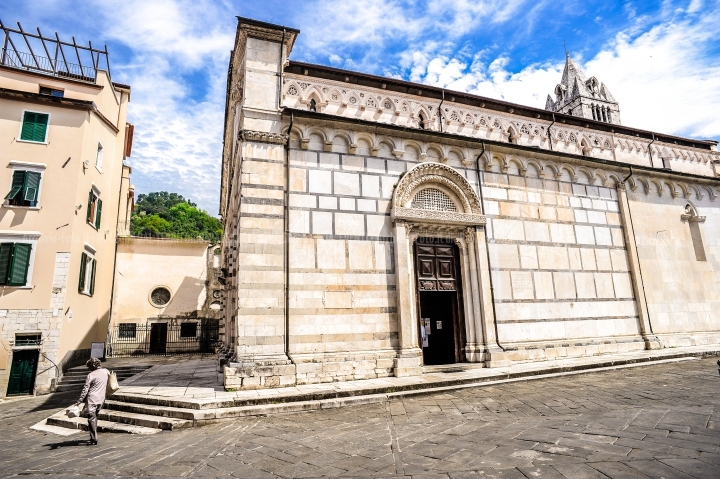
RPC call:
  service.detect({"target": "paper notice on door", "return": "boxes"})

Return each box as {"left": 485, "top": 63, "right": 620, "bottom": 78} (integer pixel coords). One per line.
{"left": 424, "top": 318, "right": 431, "bottom": 334}
{"left": 422, "top": 336, "right": 429, "bottom": 347}
{"left": 436, "top": 321, "right": 442, "bottom": 329}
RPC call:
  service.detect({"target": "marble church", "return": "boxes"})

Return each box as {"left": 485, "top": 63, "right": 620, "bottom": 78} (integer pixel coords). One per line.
{"left": 219, "top": 17, "right": 720, "bottom": 389}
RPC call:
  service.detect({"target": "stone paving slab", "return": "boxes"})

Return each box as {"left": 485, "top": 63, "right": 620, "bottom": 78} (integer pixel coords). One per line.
{"left": 114, "top": 345, "right": 720, "bottom": 409}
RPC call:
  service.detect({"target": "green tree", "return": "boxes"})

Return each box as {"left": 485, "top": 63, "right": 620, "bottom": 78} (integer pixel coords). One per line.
{"left": 134, "top": 191, "right": 197, "bottom": 219}
{"left": 130, "top": 192, "right": 222, "bottom": 242}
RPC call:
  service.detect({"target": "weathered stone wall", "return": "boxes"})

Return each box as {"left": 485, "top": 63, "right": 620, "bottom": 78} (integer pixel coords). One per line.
{"left": 483, "top": 166, "right": 644, "bottom": 361}
{"left": 627, "top": 191, "right": 720, "bottom": 346}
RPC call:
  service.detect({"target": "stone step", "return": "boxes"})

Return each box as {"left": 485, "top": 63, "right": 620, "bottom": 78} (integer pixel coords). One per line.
{"left": 98, "top": 409, "right": 192, "bottom": 430}
{"left": 103, "top": 400, "right": 198, "bottom": 420}
{"left": 46, "top": 413, "right": 161, "bottom": 435}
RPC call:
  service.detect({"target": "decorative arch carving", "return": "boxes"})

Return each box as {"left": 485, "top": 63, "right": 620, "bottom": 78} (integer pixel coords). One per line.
{"left": 393, "top": 163, "right": 482, "bottom": 215}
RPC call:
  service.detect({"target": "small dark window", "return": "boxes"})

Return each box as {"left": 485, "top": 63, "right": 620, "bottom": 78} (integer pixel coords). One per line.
{"left": 150, "top": 286, "right": 171, "bottom": 306}
{"left": 39, "top": 87, "right": 64, "bottom": 97}
{"left": 15, "top": 333, "right": 41, "bottom": 346}
{"left": 118, "top": 323, "right": 137, "bottom": 339}
{"left": 308, "top": 98, "right": 317, "bottom": 112}
{"left": 418, "top": 113, "right": 426, "bottom": 129}
{"left": 180, "top": 322, "right": 197, "bottom": 338}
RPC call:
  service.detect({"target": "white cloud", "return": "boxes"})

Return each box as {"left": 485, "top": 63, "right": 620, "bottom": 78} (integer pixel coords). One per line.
{"left": 401, "top": 5, "right": 720, "bottom": 140}
{"left": 85, "top": 0, "right": 235, "bottom": 213}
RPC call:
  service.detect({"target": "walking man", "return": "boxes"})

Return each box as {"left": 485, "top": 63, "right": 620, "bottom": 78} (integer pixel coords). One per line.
{"left": 75, "top": 357, "right": 109, "bottom": 445}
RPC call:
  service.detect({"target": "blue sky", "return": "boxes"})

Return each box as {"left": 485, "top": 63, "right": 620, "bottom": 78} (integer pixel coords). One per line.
{"left": 5, "top": 0, "right": 720, "bottom": 214}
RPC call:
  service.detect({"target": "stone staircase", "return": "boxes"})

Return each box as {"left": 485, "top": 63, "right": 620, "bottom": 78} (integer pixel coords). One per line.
{"left": 55, "top": 365, "right": 152, "bottom": 393}
{"left": 44, "top": 363, "right": 184, "bottom": 435}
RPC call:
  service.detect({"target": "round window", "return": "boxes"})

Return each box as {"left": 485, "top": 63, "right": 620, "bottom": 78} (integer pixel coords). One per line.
{"left": 212, "top": 290, "right": 222, "bottom": 299}
{"left": 150, "top": 287, "right": 172, "bottom": 307}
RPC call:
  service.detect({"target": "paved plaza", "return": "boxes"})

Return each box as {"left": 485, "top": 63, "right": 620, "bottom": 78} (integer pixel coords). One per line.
{"left": 1, "top": 357, "right": 719, "bottom": 478}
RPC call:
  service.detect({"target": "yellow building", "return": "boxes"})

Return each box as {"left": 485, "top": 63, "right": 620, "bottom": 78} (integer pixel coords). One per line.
{"left": 0, "top": 24, "right": 132, "bottom": 398}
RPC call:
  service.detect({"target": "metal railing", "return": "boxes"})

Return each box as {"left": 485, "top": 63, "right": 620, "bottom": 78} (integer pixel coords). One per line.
{"left": 108, "top": 321, "right": 221, "bottom": 357}
{"left": 1, "top": 48, "right": 96, "bottom": 82}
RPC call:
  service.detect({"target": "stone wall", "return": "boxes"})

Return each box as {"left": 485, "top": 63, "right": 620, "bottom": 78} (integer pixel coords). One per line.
{"left": 483, "top": 167, "right": 645, "bottom": 361}
{"left": 628, "top": 191, "right": 720, "bottom": 346}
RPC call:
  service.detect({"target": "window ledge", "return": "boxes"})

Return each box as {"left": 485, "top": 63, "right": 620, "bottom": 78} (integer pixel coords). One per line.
{"left": 1, "top": 285, "right": 32, "bottom": 289}
{"left": 86, "top": 223, "right": 99, "bottom": 231}
{"left": 79, "top": 291, "right": 93, "bottom": 297}
{"left": 16, "top": 139, "right": 48, "bottom": 145}
{"left": 3, "top": 205, "right": 40, "bottom": 210}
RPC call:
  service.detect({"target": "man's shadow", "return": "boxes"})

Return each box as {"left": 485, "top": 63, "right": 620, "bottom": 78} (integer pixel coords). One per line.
{"left": 45, "top": 439, "right": 90, "bottom": 450}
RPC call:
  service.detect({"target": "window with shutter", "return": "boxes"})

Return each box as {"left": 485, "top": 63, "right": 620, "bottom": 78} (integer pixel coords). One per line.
{"left": 23, "top": 172, "right": 41, "bottom": 205}
{"left": 95, "top": 198, "right": 103, "bottom": 228}
{"left": 5, "top": 170, "right": 42, "bottom": 207}
{"left": 0, "top": 243, "right": 13, "bottom": 285}
{"left": 8, "top": 243, "right": 32, "bottom": 286}
{"left": 20, "top": 112, "right": 49, "bottom": 143}
{"left": 78, "top": 252, "right": 88, "bottom": 293}
{"left": 5, "top": 171, "right": 26, "bottom": 203}
{"left": 87, "top": 190, "right": 97, "bottom": 225}
{"left": 89, "top": 258, "right": 97, "bottom": 296}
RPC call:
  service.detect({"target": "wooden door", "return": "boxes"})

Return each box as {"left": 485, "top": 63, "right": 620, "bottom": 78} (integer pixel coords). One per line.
{"left": 415, "top": 238, "right": 465, "bottom": 365}
{"left": 149, "top": 323, "right": 168, "bottom": 355}
{"left": 7, "top": 349, "right": 38, "bottom": 395}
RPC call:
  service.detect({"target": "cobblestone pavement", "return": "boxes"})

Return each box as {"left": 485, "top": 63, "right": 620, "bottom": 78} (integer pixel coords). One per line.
{"left": 1, "top": 357, "right": 719, "bottom": 479}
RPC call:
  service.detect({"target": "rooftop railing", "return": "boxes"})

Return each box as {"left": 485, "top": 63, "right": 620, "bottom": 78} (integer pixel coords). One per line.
{"left": 1, "top": 48, "right": 97, "bottom": 82}
{"left": 1, "top": 19, "right": 111, "bottom": 84}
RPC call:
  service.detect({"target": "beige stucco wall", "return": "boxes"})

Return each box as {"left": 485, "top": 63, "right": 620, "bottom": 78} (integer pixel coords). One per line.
{"left": 0, "top": 65, "right": 130, "bottom": 398}
{"left": 110, "top": 238, "right": 210, "bottom": 324}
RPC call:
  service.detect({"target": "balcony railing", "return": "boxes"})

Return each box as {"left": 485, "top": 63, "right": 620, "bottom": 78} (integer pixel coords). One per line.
{"left": 1, "top": 48, "right": 97, "bottom": 82}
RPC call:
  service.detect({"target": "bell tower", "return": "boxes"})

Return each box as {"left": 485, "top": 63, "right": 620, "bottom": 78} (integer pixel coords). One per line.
{"left": 545, "top": 54, "right": 621, "bottom": 125}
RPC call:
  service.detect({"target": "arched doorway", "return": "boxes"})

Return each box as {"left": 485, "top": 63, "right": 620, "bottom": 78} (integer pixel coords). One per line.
{"left": 391, "top": 162, "right": 500, "bottom": 374}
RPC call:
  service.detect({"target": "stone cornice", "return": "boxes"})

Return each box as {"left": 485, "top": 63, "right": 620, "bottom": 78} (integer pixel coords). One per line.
{"left": 240, "top": 130, "right": 288, "bottom": 145}
{"left": 393, "top": 207, "right": 486, "bottom": 227}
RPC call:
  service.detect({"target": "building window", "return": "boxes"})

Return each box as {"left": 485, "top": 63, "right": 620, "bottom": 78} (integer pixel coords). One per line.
{"left": 118, "top": 323, "right": 137, "bottom": 339}
{"left": 95, "top": 142, "right": 104, "bottom": 171}
{"left": 78, "top": 251, "right": 96, "bottom": 296}
{"left": 86, "top": 189, "right": 102, "bottom": 228}
{"left": 4, "top": 170, "right": 41, "bottom": 207}
{"left": 39, "top": 87, "right": 64, "bottom": 97}
{"left": 180, "top": 322, "right": 198, "bottom": 338}
{"left": 150, "top": 286, "right": 172, "bottom": 307}
{"left": 20, "top": 111, "right": 49, "bottom": 143}
{"left": 418, "top": 113, "right": 426, "bottom": 129}
{"left": 0, "top": 242, "right": 33, "bottom": 286}
{"left": 308, "top": 98, "right": 317, "bottom": 112}
{"left": 15, "top": 333, "right": 41, "bottom": 346}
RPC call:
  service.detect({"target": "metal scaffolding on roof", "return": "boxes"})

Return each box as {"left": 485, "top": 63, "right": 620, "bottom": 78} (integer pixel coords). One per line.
{"left": 0, "top": 19, "right": 111, "bottom": 83}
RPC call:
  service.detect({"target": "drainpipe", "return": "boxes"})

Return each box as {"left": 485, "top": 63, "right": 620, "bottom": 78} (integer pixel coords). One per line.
{"left": 547, "top": 113, "right": 555, "bottom": 151}
{"left": 474, "top": 142, "right": 505, "bottom": 352}
{"left": 277, "top": 29, "right": 286, "bottom": 110}
{"left": 284, "top": 112, "right": 294, "bottom": 358}
{"left": 621, "top": 166, "right": 656, "bottom": 341}
{"left": 437, "top": 89, "right": 445, "bottom": 133}
{"left": 648, "top": 133, "right": 656, "bottom": 168}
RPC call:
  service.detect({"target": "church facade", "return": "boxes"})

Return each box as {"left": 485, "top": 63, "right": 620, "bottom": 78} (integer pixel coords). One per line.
{"left": 220, "top": 18, "right": 720, "bottom": 389}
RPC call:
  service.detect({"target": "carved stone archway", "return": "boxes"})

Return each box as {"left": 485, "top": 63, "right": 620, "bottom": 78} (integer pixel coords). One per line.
{"left": 391, "top": 163, "right": 502, "bottom": 377}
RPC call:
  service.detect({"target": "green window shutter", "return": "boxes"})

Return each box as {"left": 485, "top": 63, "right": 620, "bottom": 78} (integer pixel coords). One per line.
{"left": 20, "top": 112, "right": 48, "bottom": 142}
{"left": 95, "top": 198, "right": 103, "bottom": 228}
{"left": 86, "top": 191, "right": 94, "bottom": 223}
{"left": 89, "top": 258, "right": 97, "bottom": 296}
{"left": 8, "top": 243, "right": 32, "bottom": 286}
{"left": 20, "top": 112, "right": 37, "bottom": 141}
{"left": 4, "top": 171, "right": 26, "bottom": 201}
{"left": 78, "top": 252, "right": 87, "bottom": 293}
{"left": 23, "top": 172, "right": 41, "bottom": 204}
{"left": 0, "top": 243, "right": 13, "bottom": 285}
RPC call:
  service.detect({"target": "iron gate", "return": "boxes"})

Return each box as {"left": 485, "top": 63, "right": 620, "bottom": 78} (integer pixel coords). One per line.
{"left": 108, "top": 321, "right": 220, "bottom": 357}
